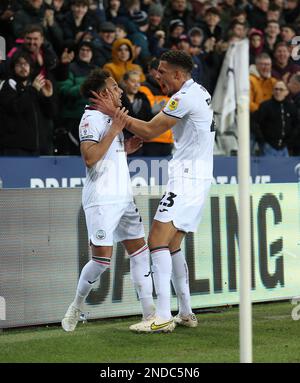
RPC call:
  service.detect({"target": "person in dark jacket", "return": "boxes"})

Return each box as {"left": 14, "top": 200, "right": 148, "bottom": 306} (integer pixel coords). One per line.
{"left": 0, "top": 51, "right": 56, "bottom": 156}
{"left": 12, "top": 0, "right": 63, "bottom": 50}
{"left": 287, "top": 73, "right": 300, "bottom": 155}
{"left": 62, "top": 0, "right": 99, "bottom": 47}
{"left": 92, "top": 21, "right": 117, "bottom": 67}
{"left": 57, "top": 40, "right": 95, "bottom": 154}
{"left": 0, "top": 0, "right": 22, "bottom": 51}
{"left": 163, "top": 0, "right": 194, "bottom": 32}
{"left": 247, "top": 0, "right": 269, "bottom": 30}
{"left": 120, "top": 69, "right": 153, "bottom": 156}
{"left": 1, "top": 23, "right": 58, "bottom": 80}
{"left": 254, "top": 80, "right": 299, "bottom": 156}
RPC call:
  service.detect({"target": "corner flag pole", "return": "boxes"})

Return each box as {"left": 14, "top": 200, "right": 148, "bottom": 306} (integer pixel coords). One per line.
{"left": 237, "top": 93, "right": 252, "bottom": 363}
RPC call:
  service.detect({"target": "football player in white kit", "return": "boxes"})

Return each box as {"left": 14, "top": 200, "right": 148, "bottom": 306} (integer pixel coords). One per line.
{"left": 90, "top": 50, "right": 215, "bottom": 333}
{"left": 61, "top": 69, "right": 155, "bottom": 332}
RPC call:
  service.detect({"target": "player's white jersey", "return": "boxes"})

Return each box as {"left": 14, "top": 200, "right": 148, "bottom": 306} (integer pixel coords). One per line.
{"left": 162, "top": 79, "right": 215, "bottom": 180}
{"left": 79, "top": 107, "right": 133, "bottom": 208}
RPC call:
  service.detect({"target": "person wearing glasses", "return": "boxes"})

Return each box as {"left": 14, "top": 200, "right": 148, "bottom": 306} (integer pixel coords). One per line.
{"left": 0, "top": 51, "right": 56, "bottom": 156}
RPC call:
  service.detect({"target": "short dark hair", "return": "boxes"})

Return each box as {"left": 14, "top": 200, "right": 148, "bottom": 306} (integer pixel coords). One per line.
{"left": 80, "top": 68, "right": 111, "bottom": 98}
{"left": 23, "top": 24, "right": 44, "bottom": 37}
{"left": 10, "top": 50, "right": 33, "bottom": 72}
{"left": 160, "top": 50, "right": 193, "bottom": 74}
{"left": 72, "top": 0, "right": 89, "bottom": 6}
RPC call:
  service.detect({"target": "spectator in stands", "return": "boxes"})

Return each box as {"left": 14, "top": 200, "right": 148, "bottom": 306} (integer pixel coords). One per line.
{"left": 120, "top": 70, "right": 152, "bottom": 155}
{"left": 165, "top": 19, "right": 185, "bottom": 49}
{"left": 93, "top": 21, "right": 117, "bottom": 67}
{"left": 88, "top": 0, "right": 106, "bottom": 24}
{"left": 1, "top": 24, "right": 58, "bottom": 80}
{"left": 0, "top": 51, "right": 56, "bottom": 156}
{"left": 283, "top": 0, "right": 300, "bottom": 25}
{"left": 250, "top": 52, "right": 277, "bottom": 114}
{"left": 105, "top": 0, "right": 128, "bottom": 25}
{"left": 115, "top": 23, "right": 127, "bottom": 38}
{"left": 280, "top": 24, "right": 296, "bottom": 43}
{"left": 199, "top": 7, "right": 223, "bottom": 42}
{"left": 13, "top": 0, "right": 64, "bottom": 53}
{"left": 129, "top": 10, "right": 152, "bottom": 68}
{"left": 188, "top": 26, "right": 205, "bottom": 56}
{"left": 250, "top": 52, "right": 277, "bottom": 154}
{"left": 224, "top": 20, "right": 248, "bottom": 43}
{"left": 247, "top": 0, "right": 269, "bottom": 30}
{"left": 266, "top": 4, "right": 283, "bottom": 23}
{"left": 249, "top": 28, "right": 265, "bottom": 64}
{"left": 139, "top": 57, "right": 173, "bottom": 156}
{"left": 254, "top": 80, "right": 298, "bottom": 156}
{"left": 58, "top": 40, "right": 95, "bottom": 154}
{"left": 0, "top": 0, "right": 21, "bottom": 51}
{"left": 219, "top": 0, "right": 237, "bottom": 32}
{"left": 272, "top": 41, "right": 300, "bottom": 83}
{"left": 264, "top": 20, "right": 281, "bottom": 56}
{"left": 287, "top": 73, "right": 300, "bottom": 154}
{"left": 163, "top": 0, "right": 194, "bottom": 31}
{"left": 176, "top": 34, "right": 203, "bottom": 85}
{"left": 103, "top": 38, "right": 146, "bottom": 84}
{"left": 62, "top": 0, "right": 99, "bottom": 47}
{"left": 147, "top": 4, "right": 165, "bottom": 57}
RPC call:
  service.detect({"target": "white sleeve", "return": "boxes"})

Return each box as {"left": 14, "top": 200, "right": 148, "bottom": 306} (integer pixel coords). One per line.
{"left": 79, "top": 115, "right": 106, "bottom": 143}
{"left": 162, "top": 94, "right": 191, "bottom": 119}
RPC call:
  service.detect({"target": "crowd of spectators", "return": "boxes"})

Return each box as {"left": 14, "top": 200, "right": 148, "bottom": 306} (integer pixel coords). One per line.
{"left": 1, "top": 0, "right": 300, "bottom": 157}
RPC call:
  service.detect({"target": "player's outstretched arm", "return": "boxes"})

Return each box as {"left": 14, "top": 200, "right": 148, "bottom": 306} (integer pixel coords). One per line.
{"left": 125, "top": 111, "right": 177, "bottom": 140}
{"left": 81, "top": 107, "right": 128, "bottom": 168}
{"left": 89, "top": 89, "right": 177, "bottom": 140}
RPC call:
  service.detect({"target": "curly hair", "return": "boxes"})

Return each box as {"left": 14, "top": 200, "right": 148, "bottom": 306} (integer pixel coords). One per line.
{"left": 80, "top": 68, "right": 111, "bottom": 98}
{"left": 160, "top": 50, "right": 193, "bottom": 74}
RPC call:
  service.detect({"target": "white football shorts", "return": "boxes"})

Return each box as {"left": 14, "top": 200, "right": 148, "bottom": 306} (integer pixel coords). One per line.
{"left": 84, "top": 201, "right": 145, "bottom": 246}
{"left": 154, "top": 177, "right": 212, "bottom": 233}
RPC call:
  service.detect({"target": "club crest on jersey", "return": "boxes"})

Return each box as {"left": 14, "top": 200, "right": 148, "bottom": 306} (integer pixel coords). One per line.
{"left": 168, "top": 98, "right": 179, "bottom": 111}
{"left": 96, "top": 230, "right": 106, "bottom": 240}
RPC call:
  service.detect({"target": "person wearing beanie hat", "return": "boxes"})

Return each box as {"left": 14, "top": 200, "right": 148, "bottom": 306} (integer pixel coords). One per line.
{"left": 128, "top": 10, "right": 151, "bottom": 68}
{"left": 188, "top": 26, "right": 204, "bottom": 54}
{"left": 165, "top": 19, "right": 185, "bottom": 49}
{"left": 147, "top": 4, "right": 165, "bottom": 57}
{"left": 148, "top": 3, "right": 164, "bottom": 18}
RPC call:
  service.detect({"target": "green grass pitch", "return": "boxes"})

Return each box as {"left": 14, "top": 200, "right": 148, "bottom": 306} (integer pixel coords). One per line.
{"left": 0, "top": 301, "right": 299, "bottom": 363}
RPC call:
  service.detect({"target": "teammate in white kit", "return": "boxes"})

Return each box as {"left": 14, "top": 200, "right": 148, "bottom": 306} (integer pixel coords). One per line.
{"left": 91, "top": 50, "right": 215, "bottom": 333}
{"left": 61, "top": 69, "right": 155, "bottom": 332}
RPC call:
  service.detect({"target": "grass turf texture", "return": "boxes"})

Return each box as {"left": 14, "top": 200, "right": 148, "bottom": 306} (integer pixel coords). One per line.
{"left": 0, "top": 301, "right": 299, "bottom": 363}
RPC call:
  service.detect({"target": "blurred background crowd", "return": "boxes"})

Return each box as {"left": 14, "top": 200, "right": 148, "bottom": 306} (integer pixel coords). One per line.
{"left": 1, "top": 0, "right": 300, "bottom": 157}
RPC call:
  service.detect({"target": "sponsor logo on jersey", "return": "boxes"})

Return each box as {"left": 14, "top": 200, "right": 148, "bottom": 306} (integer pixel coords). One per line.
{"left": 168, "top": 98, "right": 179, "bottom": 111}
{"left": 96, "top": 230, "right": 106, "bottom": 240}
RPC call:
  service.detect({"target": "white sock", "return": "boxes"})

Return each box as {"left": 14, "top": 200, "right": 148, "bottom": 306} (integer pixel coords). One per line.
{"left": 129, "top": 244, "right": 155, "bottom": 319}
{"left": 151, "top": 247, "right": 172, "bottom": 320}
{"left": 73, "top": 256, "right": 111, "bottom": 309}
{"left": 171, "top": 249, "right": 192, "bottom": 316}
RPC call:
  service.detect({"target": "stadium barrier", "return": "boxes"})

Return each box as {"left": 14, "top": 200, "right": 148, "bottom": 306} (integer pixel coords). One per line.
{"left": 0, "top": 184, "right": 299, "bottom": 328}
